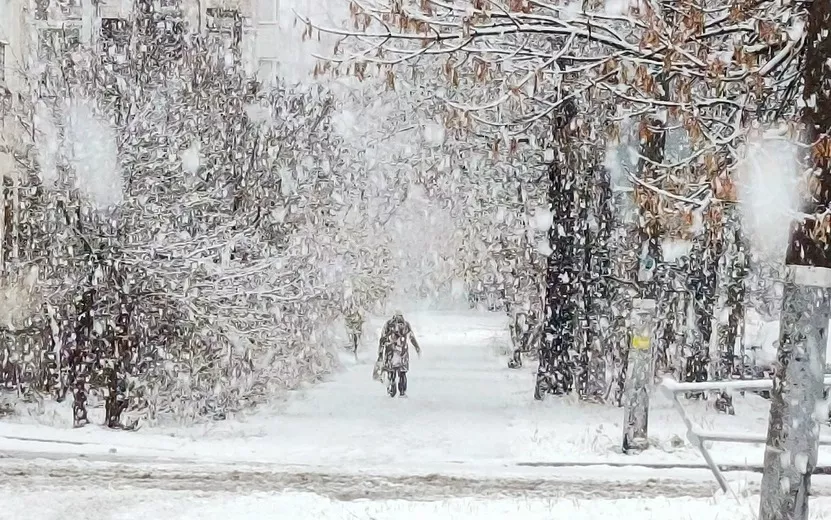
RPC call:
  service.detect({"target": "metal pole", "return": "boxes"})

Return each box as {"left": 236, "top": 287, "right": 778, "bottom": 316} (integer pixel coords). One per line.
{"left": 622, "top": 297, "right": 656, "bottom": 453}
{"left": 668, "top": 392, "right": 730, "bottom": 493}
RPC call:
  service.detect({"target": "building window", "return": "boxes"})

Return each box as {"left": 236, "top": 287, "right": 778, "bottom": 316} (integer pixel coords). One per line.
{"left": 59, "top": 0, "right": 82, "bottom": 19}
{"left": 153, "top": 17, "right": 185, "bottom": 59}
{"left": 34, "top": 0, "right": 82, "bottom": 20}
{"left": 34, "top": 0, "right": 48, "bottom": 20}
{"left": 256, "top": 0, "right": 279, "bottom": 23}
{"left": 101, "top": 18, "right": 130, "bottom": 61}
{"left": 257, "top": 59, "right": 279, "bottom": 85}
{"left": 37, "top": 27, "right": 80, "bottom": 95}
{"left": 206, "top": 8, "right": 242, "bottom": 45}
{"left": 38, "top": 27, "right": 81, "bottom": 61}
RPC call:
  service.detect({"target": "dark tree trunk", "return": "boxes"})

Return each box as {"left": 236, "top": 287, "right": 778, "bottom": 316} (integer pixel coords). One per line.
{"left": 536, "top": 99, "right": 578, "bottom": 399}
{"left": 634, "top": 116, "right": 665, "bottom": 301}
{"left": 686, "top": 207, "right": 724, "bottom": 392}
{"left": 724, "top": 222, "right": 748, "bottom": 379}
{"left": 72, "top": 288, "right": 94, "bottom": 428}
{"left": 582, "top": 166, "right": 613, "bottom": 401}
{"left": 575, "top": 170, "right": 591, "bottom": 399}
{"left": 105, "top": 289, "right": 133, "bottom": 429}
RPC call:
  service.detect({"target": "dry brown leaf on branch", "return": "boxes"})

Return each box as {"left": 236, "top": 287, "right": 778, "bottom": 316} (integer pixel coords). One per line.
{"left": 635, "top": 65, "right": 655, "bottom": 94}
{"left": 640, "top": 30, "right": 660, "bottom": 51}
{"left": 812, "top": 135, "right": 831, "bottom": 171}
{"left": 474, "top": 58, "right": 490, "bottom": 83}
{"left": 443, "top": 58, "right": 455, "bottom": 80}
{"left": 809, "top": 215, "right": 831, "bottom": 244}
{"left": 508, "top": 0, "right": 532, "bottom": 13}
{"left": 758, "top": 20, "right": 778, "bottom": 44}
{"left": 683, "top": 116, "right": 702, "bottom": 144}
{"left": 704, "top": 152, "right": 718, "bottom": 174}
{"left": 354, "top": 62, "right": 367, "bottom": 81}
{"left": 714, "top": 174, "right": 737, "bottom": 202}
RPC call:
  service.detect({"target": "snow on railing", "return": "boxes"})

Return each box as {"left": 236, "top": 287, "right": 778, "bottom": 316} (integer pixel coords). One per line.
{"left": 658, "top": 376, "right": 831, "bottom": 493}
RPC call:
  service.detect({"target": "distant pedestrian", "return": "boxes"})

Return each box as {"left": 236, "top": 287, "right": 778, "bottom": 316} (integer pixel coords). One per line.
{"left": 344, "top": 304, "right": 364, "bottom": 359}
{"left": 373, "top": 311, "right": 421, "bottom": 398}
{"left": 508, "top": 311, "right": 541, "bottom": 369}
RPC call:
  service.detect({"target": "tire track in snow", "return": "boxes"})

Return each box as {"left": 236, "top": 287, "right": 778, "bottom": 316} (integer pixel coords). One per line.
{"left": 0, "top": 458, "right": 773, "bottom": 501}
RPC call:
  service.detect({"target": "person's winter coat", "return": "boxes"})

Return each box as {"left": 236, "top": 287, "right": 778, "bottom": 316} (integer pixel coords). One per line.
{"left": 377, "top": 314, "right": 421, "bottom": 373}
{"left": 345, "top": 309, "right": 363, "bottom": 335}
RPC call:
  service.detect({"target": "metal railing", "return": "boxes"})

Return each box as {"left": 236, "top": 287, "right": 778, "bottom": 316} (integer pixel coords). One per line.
{"left": 657, "top": 376, "right": 831, "bottom": 492}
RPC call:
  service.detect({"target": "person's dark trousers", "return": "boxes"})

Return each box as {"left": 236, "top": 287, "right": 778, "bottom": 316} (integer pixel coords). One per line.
{"left": 387, "top": 370, "right": 408, "bottom": 397}
{"left": 349, "top": 332, "right": 359, "bottom": 358}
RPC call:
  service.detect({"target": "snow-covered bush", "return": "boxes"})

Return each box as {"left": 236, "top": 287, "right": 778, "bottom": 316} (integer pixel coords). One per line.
{"left": 0, "top": 3, "right": 400, "bottom": 426}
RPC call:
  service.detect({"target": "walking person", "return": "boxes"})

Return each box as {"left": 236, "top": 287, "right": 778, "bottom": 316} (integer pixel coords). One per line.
{"left": 344, "top": 303, "right": 364, "bottom": 360}
{"left": 373, "top": 311, "right": 421, "bottom": 398}
{"left": 508, "top": 310, "right": 542, "bottom": 369}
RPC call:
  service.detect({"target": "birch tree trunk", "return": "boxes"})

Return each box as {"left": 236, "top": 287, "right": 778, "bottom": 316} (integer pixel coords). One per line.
{"left": 759, "top": 2, "right": 831, "bottom": 517}
{"left": 621, "top": 115, "right": 665, "bottom": 450}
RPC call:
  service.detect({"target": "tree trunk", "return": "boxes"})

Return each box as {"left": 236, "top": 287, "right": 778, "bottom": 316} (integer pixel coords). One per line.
{"left": 575, "top": 169, "right": 591, "bottom": 399}
{"left": 536, "top": 99, "right": 578, "bottom": 399}
{"left": 759, "top": 2, "right": 831, "bottom": 517}
{"left": 584, "top": 166, "right": 614, "bottom": 402}
{"left": 634, "top": 116, "right": 665, "bottom": 300}
{"left": 724, "top": 221, "right": 748, "bottom": 379}
{"left": 759, "top": 283, "right": 830, "bottom": 520}
{"left": 687, "top": 207, "right": 724, "bottom": 391}
{"left": 620, "top": 116, "right": 665, "bottom": 450}
{"left": 72, "top": 288, "right": 94, "bottom": 428}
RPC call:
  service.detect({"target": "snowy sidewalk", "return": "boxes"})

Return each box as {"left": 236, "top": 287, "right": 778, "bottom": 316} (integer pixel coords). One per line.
{"left": 1, "top": 310, "right": 830, "bottom": 481}
{"left": 8, "top": 486, "right": 830, "bottom": 520}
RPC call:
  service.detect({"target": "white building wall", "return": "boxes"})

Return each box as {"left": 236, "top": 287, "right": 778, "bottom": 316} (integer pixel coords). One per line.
{"left": 0, "top": 0, "right": 29, "bottom": 183}
{"left": 0, "top": 0, "right": 30, "bottom": 93}
{"left": 2, "top": 0, "right": 337, "bottom": 91}
{"left": 254, "top": 0, "right": 347, "bottom": 85}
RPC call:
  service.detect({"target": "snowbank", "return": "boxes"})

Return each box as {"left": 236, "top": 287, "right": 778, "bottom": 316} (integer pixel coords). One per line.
{"left": 2, "top": 310, "right": 828, "bottom": 481}
{"left": 3, "top": 487, "right": 831, "bottom": 520}
{"left": 744, "top": 308, "right": 831, "bottom": 368}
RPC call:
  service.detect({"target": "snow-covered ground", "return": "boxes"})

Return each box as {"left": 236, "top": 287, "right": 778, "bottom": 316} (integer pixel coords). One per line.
{"left": 7, "top": 486, "right": 831, "bottom": 520}
{"left": 2, "top": 309, "right": 831, "bottom": 516}
{"left": 1, "top": 310, "right": 828, "bottom": 472}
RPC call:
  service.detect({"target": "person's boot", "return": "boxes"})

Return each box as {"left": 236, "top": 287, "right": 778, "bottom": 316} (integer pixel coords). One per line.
{"left": 388, "top": 374, "right": 397, "bottom": 397}
{"left": 398, "top": 372, "right": 407, "bottom": 398}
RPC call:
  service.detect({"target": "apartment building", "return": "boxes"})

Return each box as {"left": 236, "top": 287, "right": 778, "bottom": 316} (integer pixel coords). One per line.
{"left": 0, "top": 0, "right": 291, "bottom": 184}
{"left": 0, "top": 0, "right": 24, "bottom": 190}
{"left": 0, "top": 0, "right": 291, "bottom": 82}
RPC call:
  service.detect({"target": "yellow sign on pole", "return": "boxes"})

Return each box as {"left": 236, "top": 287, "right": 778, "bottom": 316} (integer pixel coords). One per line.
{"left": 632, "top": 335, "right": 650, "bottom": 351}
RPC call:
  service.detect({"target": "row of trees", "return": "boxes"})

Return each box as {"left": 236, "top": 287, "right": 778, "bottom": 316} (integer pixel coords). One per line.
{"left": 309, "top": 0, "right": 830, "bottom": 517}
{"left": 0, "top": 1, "right": 421, "bottom": 426}
{"left": 0, "top": 0, "right": 554, "bottom": 427}
{"left": 308, "top": 0, "right": 773, "bottom": 404}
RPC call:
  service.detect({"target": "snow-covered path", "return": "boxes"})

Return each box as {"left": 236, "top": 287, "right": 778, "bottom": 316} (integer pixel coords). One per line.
{"left": 11, "top": 485, "right": 831, "bottom": 520}
{"left": 232, "top": 311, "right": 532, "bottom": 467}
{"left": 1, "top": 309, "right": 831, "bottom": 484}
{"left": 1, "top": 311, "right": 540, "bottom": 471}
